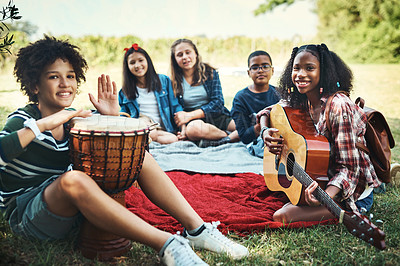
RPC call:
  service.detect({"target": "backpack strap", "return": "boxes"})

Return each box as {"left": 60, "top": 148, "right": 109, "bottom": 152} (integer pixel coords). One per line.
{"left": 354, "top": 97, "right": 371, "bottom": 153}
{"left": 324, "top": 91, "right": 370, "bottom": 154}
{"left": 355, "top": 97, "right": 365, "bottom": 109}
{"left": 355, "top": 138, "right": 370, "bottom": 154}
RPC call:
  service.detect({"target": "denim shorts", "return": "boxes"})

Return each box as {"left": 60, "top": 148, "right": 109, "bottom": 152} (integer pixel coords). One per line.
{"left": 355, "top": 190, "right": 374, "bottom": 212}
{"left": 8, "top": 176, "right": 82, "bottom": 240}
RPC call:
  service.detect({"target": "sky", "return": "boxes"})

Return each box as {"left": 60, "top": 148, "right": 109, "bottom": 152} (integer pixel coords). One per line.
{"left": 14, "top": 0, "right": 318, "bottom": 40}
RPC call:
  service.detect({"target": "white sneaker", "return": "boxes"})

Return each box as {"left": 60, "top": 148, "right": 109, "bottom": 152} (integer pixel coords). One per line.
{"left": 160, "top": 234, "right": 208, "bottom": 266}
{"left": 184, "top": 221, "right": 249, "bottom": 260}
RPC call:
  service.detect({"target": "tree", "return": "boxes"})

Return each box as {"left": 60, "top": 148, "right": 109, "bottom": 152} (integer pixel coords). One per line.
{"left": 1, "top": 0, "right": 22, "bottom": 54}
{"left": 254, "top": 0, "right": 296, "bottom": 16}
{"left": 254, "top": 0, "right": 400, "bottom": 63}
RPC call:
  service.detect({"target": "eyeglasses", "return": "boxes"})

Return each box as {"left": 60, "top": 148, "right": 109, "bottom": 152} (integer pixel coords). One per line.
{"left": 249, "top": 64, "right": 272, "bottom": 72}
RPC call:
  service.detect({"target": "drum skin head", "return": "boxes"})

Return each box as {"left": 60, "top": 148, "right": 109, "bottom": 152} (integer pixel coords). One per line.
{"left": 70, "top": 114, "right": 150, "bottom": 136}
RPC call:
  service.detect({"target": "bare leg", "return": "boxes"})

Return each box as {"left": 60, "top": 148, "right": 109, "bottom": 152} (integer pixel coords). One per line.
{"left": 44, "top": 151, "right": 204, "bottom": 251}
{"left": 226, "top": 119, "right": 236, "bottom": 132}
{"left": 44, "top": 171, "right": 171, "bottom": 251}
{"left": 185, "top": 119, "right": 227, "bottom": 141}
{"left": 226, "top": 120, "right": 239, "bottom": 142}
{"left": 150, "top": 129, "right": 178, "bottom": 144}
{"left": 137, "top": 152, "right": 204, "bottom": 230}
{"left": 227, "top": 130, "right": 239, "bottom": 142}
{"left": 273, "top": 202, "right": 334, "bottom": 223}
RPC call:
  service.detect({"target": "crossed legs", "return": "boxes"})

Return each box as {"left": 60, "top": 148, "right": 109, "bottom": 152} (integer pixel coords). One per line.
{"left": 185, "top": 119, "right": 239, "bottom": 142}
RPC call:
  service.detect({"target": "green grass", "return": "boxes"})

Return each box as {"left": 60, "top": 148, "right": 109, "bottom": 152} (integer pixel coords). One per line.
{"left": 1, "top": 64, "right": 400, "bottom": 265}
{"left": 1, "top": 187, "right": 400, "bottom": 265}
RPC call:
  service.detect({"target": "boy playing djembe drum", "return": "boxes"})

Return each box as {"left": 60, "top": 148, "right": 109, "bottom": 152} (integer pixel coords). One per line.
{"left": 0, "top": 36, "right": 248, "bottom": 265}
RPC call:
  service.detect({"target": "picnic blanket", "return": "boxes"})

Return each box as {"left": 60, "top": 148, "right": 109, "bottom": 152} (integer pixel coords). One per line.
{"left": 125, "top": 171, "right": 337, "bottom": 235}
{"left": 148, "top": 141, "right": 263, "bottom": 174}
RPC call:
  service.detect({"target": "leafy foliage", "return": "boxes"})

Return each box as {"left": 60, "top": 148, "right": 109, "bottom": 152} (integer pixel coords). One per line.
{"left": 254, "top": 0, "right": 400, "bottom": 63}
{"left": 0, "top": 33, "right": 13, "bottom": 54}
{"left": 0, "top": 0, "right": 21, "bottom": 54}
{"left": 316, "top": 0, "right": 400, "bottom": 63}
{"left": 254, "top": 0, "right": 295, "bottom": 16}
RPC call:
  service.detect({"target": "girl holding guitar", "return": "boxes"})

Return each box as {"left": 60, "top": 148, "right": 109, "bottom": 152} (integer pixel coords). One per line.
{"left": 258, "top": 44, "right": 380, "bottom": 223}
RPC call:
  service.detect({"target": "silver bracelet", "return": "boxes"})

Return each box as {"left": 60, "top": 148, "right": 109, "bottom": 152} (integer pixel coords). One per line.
{"left": 23, "top": 118, "right": 45, "bottom": 140}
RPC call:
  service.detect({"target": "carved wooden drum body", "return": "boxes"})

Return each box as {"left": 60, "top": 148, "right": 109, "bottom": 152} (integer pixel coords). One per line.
{"left": 69, "top": 115, "right": 150, "bottom": 261}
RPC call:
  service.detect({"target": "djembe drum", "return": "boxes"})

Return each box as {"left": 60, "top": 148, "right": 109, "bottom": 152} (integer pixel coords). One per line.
{"left": 69, "top": 114, "right": 150, "bottom": 261}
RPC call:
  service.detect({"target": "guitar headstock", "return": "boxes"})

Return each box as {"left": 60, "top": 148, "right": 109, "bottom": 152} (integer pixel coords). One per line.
{"left": 342, "top": 211, "right": 386, "bottom": 250}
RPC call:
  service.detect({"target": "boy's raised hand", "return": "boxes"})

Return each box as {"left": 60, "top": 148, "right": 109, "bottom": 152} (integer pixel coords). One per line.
{"left": 89, "top": 74, "right": 119, "bottom": 116}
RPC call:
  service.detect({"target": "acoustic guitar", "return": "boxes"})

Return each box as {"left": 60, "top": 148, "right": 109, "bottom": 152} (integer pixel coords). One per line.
{"left": 263, "top": 104, "right": 386, "bottom": 250}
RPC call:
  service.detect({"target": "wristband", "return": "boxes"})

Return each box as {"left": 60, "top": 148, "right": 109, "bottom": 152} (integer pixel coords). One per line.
{"left": 23, "top": 118, "right": 45, "bottom": 140}
{"left": 260, "top": 126, "right": 269, "bottom": 138}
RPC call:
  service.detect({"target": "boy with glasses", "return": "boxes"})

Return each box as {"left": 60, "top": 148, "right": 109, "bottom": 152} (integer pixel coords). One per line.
{"left": 231, "top": 50, "right": 280, "bottom": 157}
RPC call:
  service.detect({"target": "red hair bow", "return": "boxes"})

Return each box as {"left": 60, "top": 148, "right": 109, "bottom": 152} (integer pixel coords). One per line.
{"left": 123, "top": 43, "right": 140, "bottom": 54}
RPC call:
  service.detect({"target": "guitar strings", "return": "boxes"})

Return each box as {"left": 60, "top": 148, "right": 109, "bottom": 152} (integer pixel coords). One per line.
{"left": 284, "top": 155, "right": 343, "bottom": 216}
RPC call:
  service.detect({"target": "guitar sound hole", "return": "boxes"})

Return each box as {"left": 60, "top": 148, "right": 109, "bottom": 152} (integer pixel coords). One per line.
{"left": 287, "top": 153, "right": 295, "bottom": 176}
{"left": 277, "top": 163, "right": 291, "bottom": 188}
{"left": 277, "top": 152, "right": 296, "bottom": 189}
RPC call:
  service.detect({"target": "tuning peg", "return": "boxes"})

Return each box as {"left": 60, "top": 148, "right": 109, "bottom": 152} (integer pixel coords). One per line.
{"left": 369, "top": 213, "right": 374, "bottom": 220}
{"left": 375, "top": 219, "right": 384, "bottom": 226}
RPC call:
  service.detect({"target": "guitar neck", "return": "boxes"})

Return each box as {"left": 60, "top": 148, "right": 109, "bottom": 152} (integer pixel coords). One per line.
{"left": 292, "top": 162, "right": 343, "bottom": 218}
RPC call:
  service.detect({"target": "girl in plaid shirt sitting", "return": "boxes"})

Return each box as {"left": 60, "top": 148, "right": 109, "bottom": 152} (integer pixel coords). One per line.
{"left": 258, "top": 44, "right": 380, "bottom": 223}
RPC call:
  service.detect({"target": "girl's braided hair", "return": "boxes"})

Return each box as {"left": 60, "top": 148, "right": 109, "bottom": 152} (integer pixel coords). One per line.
{"left": 278, "top": 43, "right": 353, "bottom": 109}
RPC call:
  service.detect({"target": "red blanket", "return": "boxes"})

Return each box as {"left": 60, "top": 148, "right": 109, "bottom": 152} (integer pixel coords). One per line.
{"left": 125, "top": 171, "right": 336, "bottom": 235}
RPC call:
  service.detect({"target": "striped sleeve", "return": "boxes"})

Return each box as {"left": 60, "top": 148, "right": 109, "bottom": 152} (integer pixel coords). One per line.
{"left": 1, "top": 106, "right": 71, "bottom": 216}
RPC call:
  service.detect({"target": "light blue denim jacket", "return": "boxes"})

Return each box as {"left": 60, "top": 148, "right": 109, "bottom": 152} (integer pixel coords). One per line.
{"left": 118, "top": 74, "right": 183, "bottom": 133}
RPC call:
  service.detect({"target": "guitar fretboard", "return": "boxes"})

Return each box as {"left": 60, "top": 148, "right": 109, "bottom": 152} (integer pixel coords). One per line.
{"left": 292, "top": 161, "right": 343, "bottom": 218}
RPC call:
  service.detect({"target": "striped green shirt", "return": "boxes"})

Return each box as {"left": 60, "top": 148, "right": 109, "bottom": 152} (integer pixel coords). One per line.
{"left": 0, "top": 104, "right": 71, "bottom": 218}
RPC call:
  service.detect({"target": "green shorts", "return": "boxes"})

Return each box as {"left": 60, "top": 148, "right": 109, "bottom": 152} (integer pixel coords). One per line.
{"left": 203, "top": 113, "right": 233, "bottom": 131}
{"left": 8, "top": 176, "right": 82, "bottom": 240}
